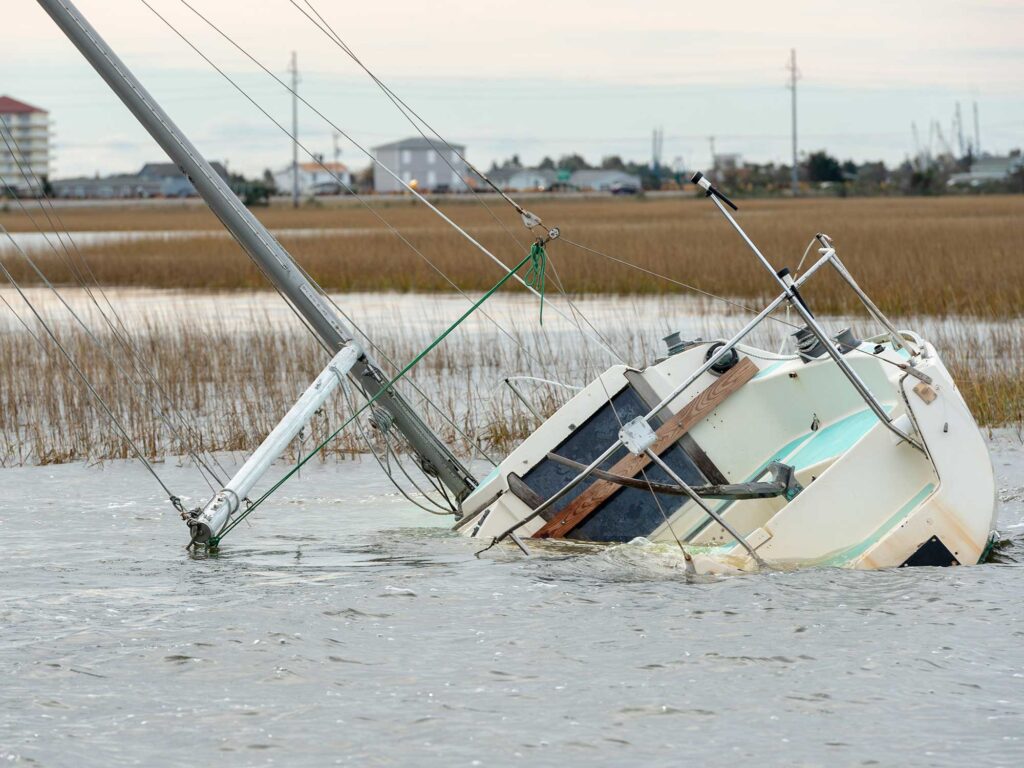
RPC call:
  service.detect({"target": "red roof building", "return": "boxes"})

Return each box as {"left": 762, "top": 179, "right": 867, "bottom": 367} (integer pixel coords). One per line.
{"left": 1, "top": 96, "right": 52, "bottom": 194}
{"left": 0, "top": 96, "right": 48, "bottom": 115}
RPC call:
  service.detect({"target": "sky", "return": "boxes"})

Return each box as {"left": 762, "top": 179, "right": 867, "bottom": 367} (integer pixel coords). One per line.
{"left": 5, "top": 0, "right": 1023, "bottom": 179}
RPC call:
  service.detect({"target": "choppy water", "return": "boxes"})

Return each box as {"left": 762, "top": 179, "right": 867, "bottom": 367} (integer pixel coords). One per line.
{"left": 3, "top": 432, "right": 1024, "bottom": 766}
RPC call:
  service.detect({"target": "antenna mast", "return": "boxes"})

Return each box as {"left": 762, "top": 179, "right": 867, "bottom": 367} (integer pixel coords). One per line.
{"left": 786, "top": 49, "right": 800, "bottom": 196}
{"left": 36, "top": 0, "right": 477, "bottom": 502}
{"left": 973, "top": 101, "right": 981, "bottom": 156}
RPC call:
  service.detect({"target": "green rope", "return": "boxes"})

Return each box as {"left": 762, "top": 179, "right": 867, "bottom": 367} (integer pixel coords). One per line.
{"left": 524, "top": 241, "right": 547, "bottom": 325}
{"left": 210, "top": 246, "right": 546, "bottom": 547}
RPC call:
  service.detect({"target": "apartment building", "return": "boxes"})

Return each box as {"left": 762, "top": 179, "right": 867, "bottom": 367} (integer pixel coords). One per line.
{"left": 0, "top": 96, "right": 51, "bottom": 194}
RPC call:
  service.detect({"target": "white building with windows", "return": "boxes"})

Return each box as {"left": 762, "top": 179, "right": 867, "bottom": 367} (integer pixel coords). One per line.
{"left": 371, "top": 137, "right": 468, "bottom": 193}
{"left": 273, "top": 161, "right": 351, "bottom": 196}
{"left": 0, "top": 96, "right": 51, "bottom": 195}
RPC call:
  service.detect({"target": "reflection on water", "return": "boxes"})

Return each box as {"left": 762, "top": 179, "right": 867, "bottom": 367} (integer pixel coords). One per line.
{"left": 1, "top": 431, "right": 1023, "bottom": 766}
{"left": 1, "top": 286, "right": 1018, "bottom": 360}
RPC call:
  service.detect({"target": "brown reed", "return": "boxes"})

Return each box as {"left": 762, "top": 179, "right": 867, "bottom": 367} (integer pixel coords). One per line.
{"left": 0, "top": 303, "right": 1019, "bottom": 469}
{"left": 2, "top": 195, "right": 1022, "bottom": 317}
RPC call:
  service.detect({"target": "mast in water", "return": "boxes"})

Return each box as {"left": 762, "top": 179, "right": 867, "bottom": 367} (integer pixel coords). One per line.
{"left": 36, "top": 0, "right": 477, "bottom": 501}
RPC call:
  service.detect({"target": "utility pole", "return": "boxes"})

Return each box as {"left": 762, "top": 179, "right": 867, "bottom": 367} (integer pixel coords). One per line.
{"left": 911, "top": 122, "right": 922, "bottom": 170}
{"left": 786, "top": 49, "right": 800, "bottom": 196}
{"left": 289, "top": 51, "right": 299, "bottom": 208}
{"left": 708, "top": 135, "right": 716, "bottom": 171}
{"left": 332, "top": 131, "right": 342, "bottom": 167}
{"left": 973, "top": 101, "right": 981, "bottom": 156}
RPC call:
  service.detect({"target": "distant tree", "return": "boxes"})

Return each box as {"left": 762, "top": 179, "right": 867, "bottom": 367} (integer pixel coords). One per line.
{"left": 40, "top": 174, "right": 54, "bottom": 198}
{"left": 1009, "top": 166, "right": 1024, "bottom": 194}
{"left": 805, "top": 151, "right": 843, "bottom": 183}
{"left": 262, "top": 168, "right": 278, "bottom": 193}
{"left": 356, "top": 165, "right": 374, "bottom": 193}
{"left": 856, "top": 161, "right": 887, "bottom": 185}
{"left": 557, "top": 153, "right": 591, "bottom": 172}
{"left": 601, "top": 155, "right": 626, "bottom": 171}
{"left": 537, "top": 156, "right": 555, "bottom": 170}
{"left": 908, "top": 167, "right": 942, "bottom": 196}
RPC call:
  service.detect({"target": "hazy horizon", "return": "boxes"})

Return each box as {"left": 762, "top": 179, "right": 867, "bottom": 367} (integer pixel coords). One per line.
{"left": 6, "top": 0, "right": 1023, "bottom": 179}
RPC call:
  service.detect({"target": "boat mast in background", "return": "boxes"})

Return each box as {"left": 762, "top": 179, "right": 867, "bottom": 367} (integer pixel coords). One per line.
{"left": 35, "top": 0, "right": 477, "bottom": 502}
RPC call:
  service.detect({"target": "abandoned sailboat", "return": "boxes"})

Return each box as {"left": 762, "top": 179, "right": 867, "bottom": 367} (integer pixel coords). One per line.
{"left": 458, "top": 212, "right": 998, "bottom": 571}
{"left": 33, "top": 0, "right": 997, "bottom": 572}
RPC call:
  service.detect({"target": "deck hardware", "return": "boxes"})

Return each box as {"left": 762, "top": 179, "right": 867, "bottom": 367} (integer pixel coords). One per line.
{"left": 520, "top": 210, "right": 541, "bottom": 229}
{"left": 664, "top": 332, "right": 703, "bottom": 357}
{"left": 620, "top": 417, "right": 658, "bottom": 455}
{"left": 914, "top": 382, "right": 938, "bottom": 404}
{"left": 705, "top": 342, "right": 739, "bottom": 374}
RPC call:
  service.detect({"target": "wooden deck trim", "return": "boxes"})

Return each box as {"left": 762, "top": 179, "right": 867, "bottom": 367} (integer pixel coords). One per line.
{"left": 532, "top": 357, "right": 758, "bottom": 539}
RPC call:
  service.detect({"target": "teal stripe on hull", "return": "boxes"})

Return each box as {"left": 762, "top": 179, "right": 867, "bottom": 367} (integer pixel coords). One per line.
{"left": 816, "top": 483, "right": 936, "bottom": 567}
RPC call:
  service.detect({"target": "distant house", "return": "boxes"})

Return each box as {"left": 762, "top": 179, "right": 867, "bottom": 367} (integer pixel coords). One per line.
{"left": 0, "top": 95, "right": 51, "bottom": 195}
{"left": 947, "top": 155, "right": 1024, "bottom": 187}
{"left": 273, "top": 161, "right": 351, "bottom": 196}
{"left": 488, "top": 166, "right": 558, "bottom": 192}
{"left": 51, "top": 173, "right": 161, "bottom": 199}
{"left": 372, "top": 137, "right": 467, "bottom": 193}
{"left": 137, "top": 161, "right": 230, "bottom": 197}
{"left": 568, "top": 169, "right": 642, "bottom": 191}
{"left": 51, "top": 161, "right": 229, "bottom": 199}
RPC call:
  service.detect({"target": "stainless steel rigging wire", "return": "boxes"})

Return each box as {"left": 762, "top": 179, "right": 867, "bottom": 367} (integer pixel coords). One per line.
{"left": 0, "top": 118, "right": 231, "bottom": 488}
{"left": 145, "top": 0, "right": 622, "bottom": 361}
{"left": 0, "top": 240, "right": 182, "bottom": 503}
{"left": 0, "top": 223, "right": 222, "bottom": 493}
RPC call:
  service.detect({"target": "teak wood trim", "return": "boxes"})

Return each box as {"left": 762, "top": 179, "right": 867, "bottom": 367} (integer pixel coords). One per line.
{"left": 532, "top": 357, "right": 758, "bottom": 539}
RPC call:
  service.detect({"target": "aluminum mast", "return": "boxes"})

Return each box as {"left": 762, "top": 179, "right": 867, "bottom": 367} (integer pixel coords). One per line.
{"left": 37, "top": 0, "right": 477, "bottom": 501}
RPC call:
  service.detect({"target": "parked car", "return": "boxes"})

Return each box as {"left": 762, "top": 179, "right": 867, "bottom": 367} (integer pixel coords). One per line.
{"left": 312, "top": 181, "right": 344, "bottom": 196}
{"left": 610, "top": 182, "right": 640, "bottom": 195}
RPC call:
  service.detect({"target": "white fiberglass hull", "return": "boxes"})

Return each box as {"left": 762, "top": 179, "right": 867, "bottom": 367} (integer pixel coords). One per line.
{"left": 456, "top": 333, "right": 996, "bottom": 572}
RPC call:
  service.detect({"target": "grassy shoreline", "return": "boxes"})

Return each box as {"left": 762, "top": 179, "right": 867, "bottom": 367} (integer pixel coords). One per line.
{"left": 1, "top": 195, "right": 1021, "bottom": 466}
{"left": 3, "top": 196, "right": 1023, "bottom": 316}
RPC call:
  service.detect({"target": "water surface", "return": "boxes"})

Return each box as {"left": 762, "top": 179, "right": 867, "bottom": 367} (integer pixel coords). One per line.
{"left": 3, "top": 432, "right": 1023, "bottom": 766}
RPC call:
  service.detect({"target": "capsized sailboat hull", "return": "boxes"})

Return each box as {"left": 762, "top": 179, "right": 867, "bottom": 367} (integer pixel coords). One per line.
{"left": 456, "top": 333, "right": 996, "bottom": 572}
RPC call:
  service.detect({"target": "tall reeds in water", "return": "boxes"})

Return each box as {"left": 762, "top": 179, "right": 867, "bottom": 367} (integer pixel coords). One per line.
{"left": 0, "top": 295, "right": 1020, "bottom": 468}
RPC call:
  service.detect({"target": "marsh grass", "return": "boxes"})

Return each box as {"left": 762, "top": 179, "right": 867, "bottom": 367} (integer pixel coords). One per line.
{"left": 2, "top": 195, "right": 1023, "bottom": 316}
{"left": 0, "top": 297, "right": 1020, "bottom": 469}
{"left": 1, "top": 194, "right": 1021, "bottom": 470}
